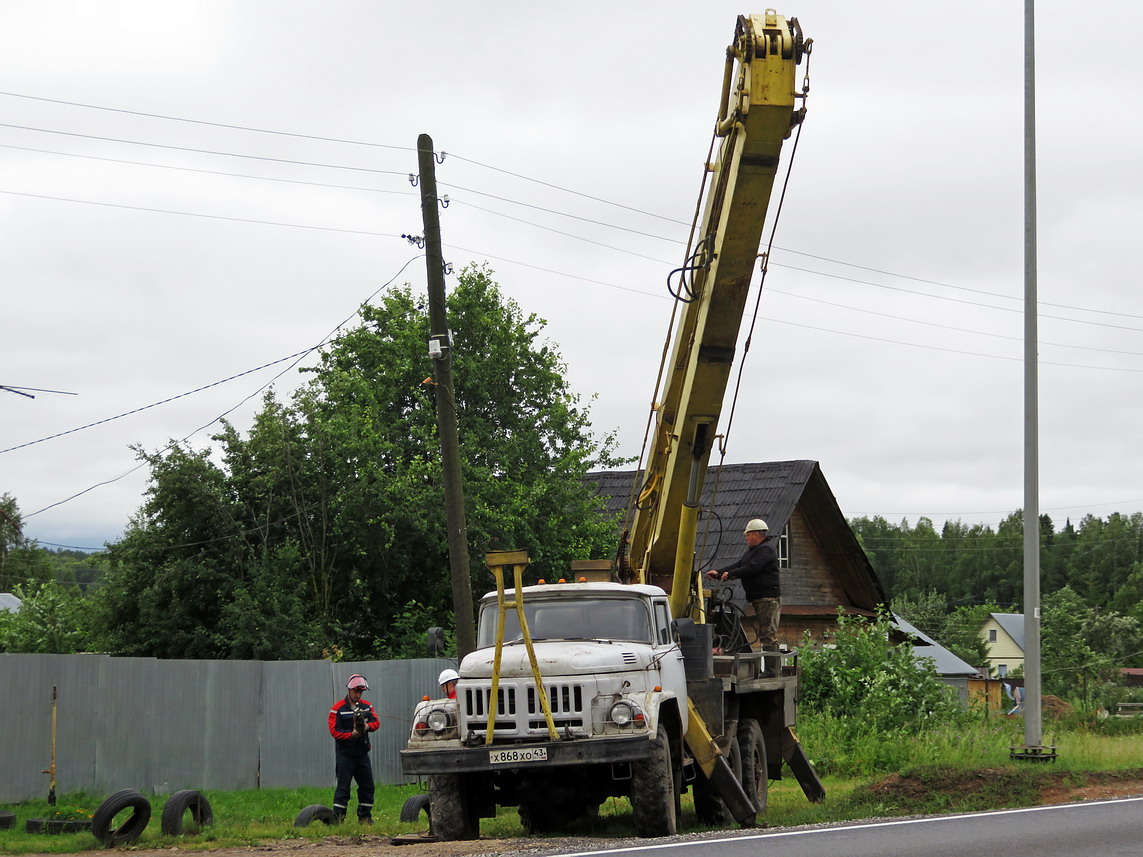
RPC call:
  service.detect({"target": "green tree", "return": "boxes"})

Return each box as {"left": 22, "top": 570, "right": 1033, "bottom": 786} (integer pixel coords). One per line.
{"left": 1040, "top": 586, "right": 1116, "bottom": 700}
{"left": 95, "top": 266, "right": 623, "bottom": 659}
{"left": 0, "top": 494, "right": 54, "bottom": 592}
{"left": 0, "top": 581, "right": 93, "bottom": 654}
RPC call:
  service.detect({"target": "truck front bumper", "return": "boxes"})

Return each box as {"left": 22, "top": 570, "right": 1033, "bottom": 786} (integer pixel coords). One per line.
{"left": 401, "top": 734, "right": 654, "bottom": 775}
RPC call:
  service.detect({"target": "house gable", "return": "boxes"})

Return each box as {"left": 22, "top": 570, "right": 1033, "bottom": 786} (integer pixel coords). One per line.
{"left": 586, "top": 460, "right": 887, "bottom": 647}
{"left": 980, "top": 612, "right": 1026, "bottom": 677}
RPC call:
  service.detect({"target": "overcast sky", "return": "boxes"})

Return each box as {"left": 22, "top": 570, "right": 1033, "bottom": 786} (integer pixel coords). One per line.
{"left": 3, "top": 1, "right": 1142, "bottom": 551}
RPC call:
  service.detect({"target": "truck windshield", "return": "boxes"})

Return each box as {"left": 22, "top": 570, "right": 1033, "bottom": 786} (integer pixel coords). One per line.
{"left": 477, "top": 597, "right": 653, "bottom": 647}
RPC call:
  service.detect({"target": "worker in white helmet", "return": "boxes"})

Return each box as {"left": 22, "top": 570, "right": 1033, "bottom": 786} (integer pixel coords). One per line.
{"left": 438, "top": 668, "right": 460, "bottom": 700}
{"left": 705, "top": 518, "right": 782, "bottom": 649}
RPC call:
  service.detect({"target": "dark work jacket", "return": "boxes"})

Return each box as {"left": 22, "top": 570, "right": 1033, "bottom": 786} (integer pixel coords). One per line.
{"left": 328, "top": 696, "right": 379, "bottom": 756}
{"left": 718, "top": 539, "right": 780, "bottom": 600}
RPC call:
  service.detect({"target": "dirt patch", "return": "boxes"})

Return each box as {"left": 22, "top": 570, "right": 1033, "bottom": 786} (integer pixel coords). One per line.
{"left": 861, "top": 766, "right": 1143, "bottom": 814}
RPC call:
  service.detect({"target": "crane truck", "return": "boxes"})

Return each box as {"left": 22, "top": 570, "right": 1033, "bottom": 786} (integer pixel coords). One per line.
{"left": 400, "top": 10, "right": 823, "bottom": 839}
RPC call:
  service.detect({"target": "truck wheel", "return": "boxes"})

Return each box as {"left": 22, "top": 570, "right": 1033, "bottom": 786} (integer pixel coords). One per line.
{"left": 427, "top": 774, "right": 478, "bottom": 841}
{"left": 738, "top": 718, "right": 768, "bottom": 814}
{"left": 630, "top": 725, "right": 677, "bottom": 837}
{"left": 692, "top": 736, "right": 740, "bottom": 826}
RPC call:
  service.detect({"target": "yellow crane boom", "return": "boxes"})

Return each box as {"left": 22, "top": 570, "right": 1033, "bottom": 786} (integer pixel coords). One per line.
{"left": 626, "top": 11, "right": 808, "bottom": 621}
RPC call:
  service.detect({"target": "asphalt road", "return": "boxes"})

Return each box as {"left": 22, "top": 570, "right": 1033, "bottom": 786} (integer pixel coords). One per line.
{"left": 546, "top": 797, "right": 1143, "bottom": 857}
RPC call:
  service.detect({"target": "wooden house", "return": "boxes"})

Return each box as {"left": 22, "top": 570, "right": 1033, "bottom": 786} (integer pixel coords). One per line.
{"left": 586, "top": 460, "right": 887, "bottom": 649}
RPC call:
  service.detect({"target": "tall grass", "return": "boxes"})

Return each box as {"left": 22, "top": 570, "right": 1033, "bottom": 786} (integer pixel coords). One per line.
{"left": 796, "top": 709, "right": 1143, "bottom": 777}
{"left": 2, "top": 714, "right": 1141, "bottom": 853}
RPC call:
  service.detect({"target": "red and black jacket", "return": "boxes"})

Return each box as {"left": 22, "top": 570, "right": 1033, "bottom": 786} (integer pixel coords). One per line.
{"left": 329, "top": 696, "right": 379, "bottom": 754}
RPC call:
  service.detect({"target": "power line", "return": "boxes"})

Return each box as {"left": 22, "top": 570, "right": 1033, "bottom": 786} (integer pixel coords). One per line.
{"left": 21, "top": 254, "right": 423, "bottom": 519}
{"left": 0, "top": 121, "right": 408, "bottom": 176}
{"left": 3, "top": 118, "right": 1139, "bottom": 328}
{"left": 0, "top": 142, "right": 416, "bottom": 196}
{"left": 774, "top": 247, "right": 1143, "bottom": 322}
{"left": 0, "top": 188, "right": 405, "bottom": 238}
{"left": 0, "top": 346, "right": 320, "bottom": 455}
{"left": 0, "top": 89, "right": 413, "bottom": 153}
{"left": 5, "top": 185, "right": 1139, "bottom": 373}
{"left": 769, "top": 288, "right": 1143, "bottom": 358}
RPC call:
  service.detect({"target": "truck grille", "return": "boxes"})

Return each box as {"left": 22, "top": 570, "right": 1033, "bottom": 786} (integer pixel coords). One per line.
{"left": 461, "top": 680, "right": 588, "bottom": 737}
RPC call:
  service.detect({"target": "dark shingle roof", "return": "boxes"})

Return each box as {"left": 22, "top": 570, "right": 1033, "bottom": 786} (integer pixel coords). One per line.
{"left": 586, "top": 460, "right": 886, "bottom": 612}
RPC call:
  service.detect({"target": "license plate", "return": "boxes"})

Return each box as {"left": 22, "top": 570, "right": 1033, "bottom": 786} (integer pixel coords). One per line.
{"left": 489, "top": 746, "right": 548, "bottom": 765}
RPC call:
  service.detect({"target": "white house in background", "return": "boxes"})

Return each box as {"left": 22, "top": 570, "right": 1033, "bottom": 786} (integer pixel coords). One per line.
{"left": 0, "top": 593, "right": 20, "bottom": 613}
{"left": 980, "top": 612, "right": 1025, "bottom": 677}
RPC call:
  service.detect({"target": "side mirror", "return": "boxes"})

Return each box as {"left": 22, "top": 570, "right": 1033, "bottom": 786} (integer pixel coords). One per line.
{"left": 426, "top": 627, "right": 446, "bottom": 654}
{"left": 672, "top": 618, "right": 696, "bottom": 643}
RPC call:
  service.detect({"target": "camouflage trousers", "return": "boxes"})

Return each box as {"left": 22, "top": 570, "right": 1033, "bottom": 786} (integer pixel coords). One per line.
{"left": 750, "top": 597, "right": 781, "bottom": 649}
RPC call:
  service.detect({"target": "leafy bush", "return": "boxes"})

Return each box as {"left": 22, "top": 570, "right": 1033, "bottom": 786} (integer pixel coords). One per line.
{"left": 799, "top": 610, "right": 965, "bottom": 734}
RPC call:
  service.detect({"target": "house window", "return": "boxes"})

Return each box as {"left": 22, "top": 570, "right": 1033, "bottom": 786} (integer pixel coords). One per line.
{"left": 777, "top": 523, "right": 789, "bottom": 569}
{"left": 989, "top": 629, "right": 997, "bottom": 643}
{"left": 997, "top": 664, "right": 1008, "bottom": 677}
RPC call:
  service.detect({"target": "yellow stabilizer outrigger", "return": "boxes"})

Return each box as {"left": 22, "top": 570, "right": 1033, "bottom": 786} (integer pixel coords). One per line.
{"left": 484, "top": 551, "right": 559, "bottom": 742}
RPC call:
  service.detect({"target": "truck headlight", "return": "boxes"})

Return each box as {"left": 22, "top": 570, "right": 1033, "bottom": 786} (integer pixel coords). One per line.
{"left": 425, "top": 707, "right": 452, "bottom": 733}
{"left": 609, "top": 701, "right": 636, "bottom": 726}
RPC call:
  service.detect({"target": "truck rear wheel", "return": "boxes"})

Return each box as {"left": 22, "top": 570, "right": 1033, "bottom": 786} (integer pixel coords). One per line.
{"left": 427, "top": 774, "right": 478, "bottom": 841}
{"left": 692, "top": 736, "right": 740, "bottom": 826}
{"left": 630, "top": 725, "right": 677, "bottom": 837}
{"left": 738, "top": 718, "right": 768, "bottom": 814}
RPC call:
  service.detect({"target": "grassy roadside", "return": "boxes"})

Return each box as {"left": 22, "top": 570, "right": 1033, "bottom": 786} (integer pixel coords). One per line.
{"left": 2, "top": 723, "right": 1141, "bottom": 853}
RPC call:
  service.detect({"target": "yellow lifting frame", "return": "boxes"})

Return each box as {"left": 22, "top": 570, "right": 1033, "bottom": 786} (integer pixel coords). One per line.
{"left": 484, "top": 550, "right": 559, "bottom": 743}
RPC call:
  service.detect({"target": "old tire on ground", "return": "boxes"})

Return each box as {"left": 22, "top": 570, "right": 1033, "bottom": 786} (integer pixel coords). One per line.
{"left": 692, "top": 735, "right": 741, "bottom": 826}
{"left": 161, "top": 789, "right": 213, "bottom": 836}
{"left": 630, "top": 724, "right": 677, "bottom": 837}
{"left": 91, "top": 789, "right": 152, "bottom": 846}
{"left": 0, "top": 811, "right": 15, "bottom": 830}
{"left": 399, "top": 793, "right": 431, "bottom": 823}
{"left": 427, "top": 774, "right": 478, "bottom": 841}
{"left": 738, "top": 717, "right": 768, "bottom": 814}
{"left": 293, "top": 805, "right": 337, "bottom": 827}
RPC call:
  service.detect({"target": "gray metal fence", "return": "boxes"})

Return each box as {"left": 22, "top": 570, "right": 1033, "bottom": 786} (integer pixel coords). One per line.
{"left": 0, "top": 653, "right": 453, "bottom": 803}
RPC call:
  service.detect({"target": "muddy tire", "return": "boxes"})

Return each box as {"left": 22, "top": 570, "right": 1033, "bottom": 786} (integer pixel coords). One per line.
{"left": 293, "top": 804, "right": 337, "bottom": 827}
{"left": 427, "top": 774, "right": 478, "bottom": 841}
{"left": 738, "top": 717, "right": 768, "bottom": 814}
{"left": 91, "top": 789, "right": 151, "bottom": 846}
{"left": 630, "top": 724, "right": 677, "bottom": 837}
{"left": 161, "top": 790, "right": 213, "bottom": 836}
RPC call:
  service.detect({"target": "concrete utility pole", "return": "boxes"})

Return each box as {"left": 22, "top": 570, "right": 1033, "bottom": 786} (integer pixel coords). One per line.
{"left": 1018, "top": 0, "right": 1049, "bottom": 760}
{"left": 417, "top": 133, "right": 476, "bottom": 658}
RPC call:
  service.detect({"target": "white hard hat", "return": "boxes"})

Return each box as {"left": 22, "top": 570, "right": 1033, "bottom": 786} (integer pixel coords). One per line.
{"left": 744, "top": 518, "right": 769, "bottom": 533}
{"left": 346, "top": 674, "right": 368, "bottom": 690}
{"left": 438, "top": 668, "right": 460, "bottom": 685}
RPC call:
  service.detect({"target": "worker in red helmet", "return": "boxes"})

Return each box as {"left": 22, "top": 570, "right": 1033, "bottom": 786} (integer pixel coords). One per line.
{"left": 328, "top": 674, "right": 379, "bottom": 823}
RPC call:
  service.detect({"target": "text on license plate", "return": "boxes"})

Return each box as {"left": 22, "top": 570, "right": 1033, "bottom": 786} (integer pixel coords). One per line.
{"left": 489, "top": 747, "right": 548, "bottom": 765}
